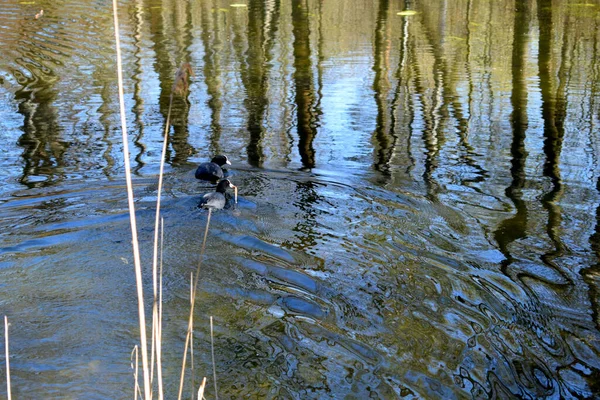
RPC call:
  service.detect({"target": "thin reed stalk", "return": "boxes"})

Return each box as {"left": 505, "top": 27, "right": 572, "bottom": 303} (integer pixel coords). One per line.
{"left": 152, "top": 62, "right": 192, "bottom": 400}
{"left": 4, "top": 316, "right": 11, "bottom": 400}
{"left": 190, "top": 273, "right": 195, "bottom": 400}
{"left": 210, "top": 316, "right": 218, "bottom": 400}
{"left": 197, "top": 377, "right": 207, "bottom": 400}
{"left": 151, "top": 62, "right": 193, "bottom": 303}
{"left": 151, "top": 309, "right": 156, "bottom": 388}
{"left": 131, "top": 346, "right": 142, "bottom": 400}
{"left": 156, "top": 217, "right": 165, "bottom": 400}
{"left": 177, "top": 273, "right": 196, "bottom": 400}
{"left": 178, "top": 208, "right": 212, "bottom": 400}
{"left": 111, "top": 1, "right": 150, "bottom": 398}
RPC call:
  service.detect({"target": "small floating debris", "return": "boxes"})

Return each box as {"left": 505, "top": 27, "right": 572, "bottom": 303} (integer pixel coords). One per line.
{"left": 34, "top": 9, "right": 44, "bottom": 19}
{"left": 397, "top": 10, "right": 418, "bottom": 16}
{"left": 230, "top": 3, "right": 248, "bottom": 7}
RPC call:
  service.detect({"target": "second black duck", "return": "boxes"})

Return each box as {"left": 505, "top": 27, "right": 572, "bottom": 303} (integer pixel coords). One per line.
{"left": 195, "top": 155, "right": 231, "bottom": 181}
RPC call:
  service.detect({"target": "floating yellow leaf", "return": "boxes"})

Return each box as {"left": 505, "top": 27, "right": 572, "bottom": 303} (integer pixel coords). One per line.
{"left": 20, "top": 1, "right": 36, "bottom": 4}
{"left": 397, "top": 10, "right": 418, "bottom": 16}
{"left": 230, "top": 3, "right": 247, "bottom": 7}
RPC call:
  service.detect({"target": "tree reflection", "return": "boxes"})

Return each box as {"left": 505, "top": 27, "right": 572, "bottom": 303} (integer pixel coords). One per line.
{"left": 494, "top": 1, "right": 529, "bottom": 269}
{"left": 236, "top": 0, "right": 281, "bottom": 167}
{"left": 583, "top": 177, "right": 600, "bottom": 331}
{"left": 16, "top": 83, "right": 67, "bottom": 188}
{"left": 97, "top": 78, "right": 116, "bottom": 178}
{"left": 200, "top": 0, "right": 224, "bottom": 156}
{"left": 291, "top": 0, "right": 319, "bottom": 169}
{"left": 131, "top": 0, "right": 147, "bottom": 174}
{"left": 417, "top": 4, "right": 488, "bottom": 195}
{"left": 148, "top": 0, "right": 194, "bottom": 166}
{"left": 285, "top": 180, "right": 323, "bottom": 252}
{"left": 372, "top": 0, "right": 395, "bottom": 176}
{"left": 538, "top": 0, "right": 568, "bottom": 280}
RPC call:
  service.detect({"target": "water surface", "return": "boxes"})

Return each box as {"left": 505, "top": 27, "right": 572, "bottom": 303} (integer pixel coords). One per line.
{"left": 1, "top": 0, "right": 600, "bottom": 398}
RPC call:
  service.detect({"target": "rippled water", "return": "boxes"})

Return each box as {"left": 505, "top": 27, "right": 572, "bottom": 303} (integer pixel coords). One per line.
{"left": 1, "top": 0, "right": 600, "bottom": 398}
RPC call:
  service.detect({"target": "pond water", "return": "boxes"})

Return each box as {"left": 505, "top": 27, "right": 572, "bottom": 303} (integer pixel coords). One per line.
{"left": 1, "top": 0, "right": 600, "bottom": 398}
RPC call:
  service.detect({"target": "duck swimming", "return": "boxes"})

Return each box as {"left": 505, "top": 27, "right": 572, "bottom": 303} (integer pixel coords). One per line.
{"left": 199, "top": 179, "right": 237, "bottom": 210}
{"left": 195, "top": 155, "right": 231, "bottom": 181}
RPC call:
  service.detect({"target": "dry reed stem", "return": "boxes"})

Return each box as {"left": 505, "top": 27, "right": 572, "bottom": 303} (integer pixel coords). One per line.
{"left": 210, "top": 316, "right": 218, "bottom": 400}
{"left": 153, "top": 63, "right": 191, "bottom": 400}
{"left": 111, "top": 0, "right": 150, "bottom": 397}
{"left": 178, "top": 208, "right": 212, "bottom": 400}
{"left": 131, "top": 346, "right": 142, "bottom": 400}
{"left": 150, "top": 89, "right": 171, "bottom": 400}
{"left": 152, "top": 93, "right": 171, "bottom": 302}
{"left": 151, "top": 307, "right": 156, "bottom": 388}
{"left": 4, "top": 316, "right": 11, "bottom": 400}
{"left": 190, "top": 272, "right": 195, "bottom": 400}
{"left": 197, "top": 377, "right": 207, "bottom": 400}
{"left": 177, "top": 273, "right": 197, "bottom": 400}
{"left": 156, "top": 217, "right": 164, "bottom": 400}
{"left": 152, "top": 62, "right": 192, "bottom": 305}
{"left": 150, "top": 299, "right": 159, "bottom": 397}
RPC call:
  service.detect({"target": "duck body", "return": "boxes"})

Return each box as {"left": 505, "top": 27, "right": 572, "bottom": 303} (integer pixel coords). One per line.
{"left": 195, "top": 155, "right": 231, "bottom": 181}
{"left": 200, "top": 191, "right": 226, "bottom": 210}
{"left": 199, "top": 179, "right": 236, "bottom": 210}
